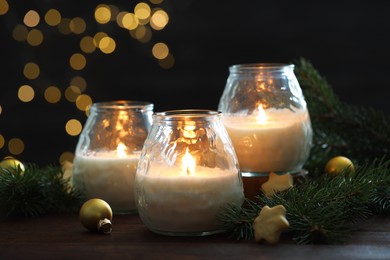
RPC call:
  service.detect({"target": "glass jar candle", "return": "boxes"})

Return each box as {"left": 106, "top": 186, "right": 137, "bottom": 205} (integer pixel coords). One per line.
{"left": 72, "top": 101, "right": 153, "bottom": 214}
{"left": 134, "top": 110, "right": 244, "bottom": 236}
{"left": 218, "top": 64, "right": 312, "bottom": 196}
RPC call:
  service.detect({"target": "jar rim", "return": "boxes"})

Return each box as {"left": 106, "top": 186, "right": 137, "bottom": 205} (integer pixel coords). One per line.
{"left": 230, "top": 63, "right": 294, "bottom": 71}
{"left": 91, "top": 100, "right": 154, "bottom": 111}
{"left": 154, "top": 109, "right": 221, "bottom": 121}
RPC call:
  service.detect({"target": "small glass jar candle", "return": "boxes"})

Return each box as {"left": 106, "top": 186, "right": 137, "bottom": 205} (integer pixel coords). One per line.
{"left": 134, "top": 110, "right": 244, "bottom": 236}
{"left": 218, "top": 64, "right": 312, "bottom": 196}
{"left": 72, "top": 101, "right": 153, "bottom": 214}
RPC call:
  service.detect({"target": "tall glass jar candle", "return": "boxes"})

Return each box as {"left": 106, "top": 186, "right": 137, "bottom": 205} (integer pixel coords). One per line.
{"left": 72, "top": 101, "right": 153, "bottom": 214}
{"left": 134, "top": 110, "right": 244, "bottom": 236}
{"left": 218, "top": 64, "right": 313, "bottom": 197}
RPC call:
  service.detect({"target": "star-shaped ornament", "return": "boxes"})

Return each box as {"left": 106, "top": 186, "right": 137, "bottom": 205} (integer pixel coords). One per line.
{"left": 261, "top": 172, "right": 293, "bottom": 197}
{"left": 253, "top": 205, "right": 289, "bottom": 244}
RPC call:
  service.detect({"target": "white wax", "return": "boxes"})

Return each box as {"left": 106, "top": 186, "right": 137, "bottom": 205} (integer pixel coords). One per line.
{"left": 222, "top": 109, "right": 311, "bottom": 173}
{"left": 72, "top": 154, "right": 139, "bottom": 213}
{"left": 135, "top": 164, "right": 244, "bottom": 233}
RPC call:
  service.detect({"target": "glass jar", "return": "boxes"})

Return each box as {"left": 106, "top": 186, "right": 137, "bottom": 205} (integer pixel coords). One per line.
{"left": 72, "top": 100, "right": 153, "bottom": 214}
{"left": 134, "top": 110, "right": 244, "bottom": 236}
{"left": 218, "top": 64, "right": 312, "bottom": 181}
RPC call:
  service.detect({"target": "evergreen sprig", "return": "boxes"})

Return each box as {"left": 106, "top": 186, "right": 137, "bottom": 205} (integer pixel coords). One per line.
{"left": 219, "top": 158, "right": 390, "bottom": 244}
{"left": 294, "top": 57, "right": 390, "bottom": 172}
{"left": 0, "top": 164, "right": 82, "bottom": 218}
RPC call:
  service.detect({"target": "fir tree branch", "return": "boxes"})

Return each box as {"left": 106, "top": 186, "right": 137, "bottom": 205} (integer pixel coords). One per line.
{"left": 0, "top": 164, "right": 82, "bottom": 218}
{"left": 218, "top": 157, "right": 390, "bottom": 244}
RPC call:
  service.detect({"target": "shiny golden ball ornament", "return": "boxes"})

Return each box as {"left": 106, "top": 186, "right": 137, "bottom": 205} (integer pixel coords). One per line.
{"left": 79, "top": 198, "right": 113, "bottom": 234}
{"left": 0, "top": 157, "right": 25, "bottom": 174}
{"left": 325, "top": 156, "right": 355, "bottom": 175}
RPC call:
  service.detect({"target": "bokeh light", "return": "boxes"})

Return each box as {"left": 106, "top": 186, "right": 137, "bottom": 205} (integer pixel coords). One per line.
{"left": 44, "top": 86, "right": 62, "bottom": 103}
{"left": 45, "top": 9, "right": 61, "bottom": 26}
{"left": 70, "top": 17, "right": 86, "bottom": 34}
{"left": 18, "top": 85, "right": 35, "bottom": 102}
{"left": 0, "top": 0, "right": 9, "bottom": 15}
{"left": 12, "top": 24, "right": 28, "bottom": 41}
{"left": 65, "top": 119, "right": 82, "bottom": 136}
{"left": 80, "top": 36, "right": 96, "bottom": 53}
{"left": 150, "top": 9, "right": 169, "bottom": 30}
{"left": 121, "top": 12, "right": 139, "bottom": 30}
{"left": 98, "top": 36, "right": 116, "bottom": 54}
{"left": 24, "top": 10, "right": 40, "bottom": 27}
{"left": 0, "top": 134, "right": 4, "bottom": 149}
{"left": 69, "top": 53, "right": 86, "bottom": 70}
{"left": 58, "top": 18, "right": 72, "bottom": 35}
{"left": 65, "top": 86, "right": 81, "bottom": 102}
{"left": 150, "top": 0, "right": 164, "bottom": 4}
{"left": 8, "top": 138, "right": 24, "bottom": 155}
{"left": 76, "top": 94, "right": 92, "bottom": 111}
{"left": 158, "top": 53, "right": 175, "bottom": 69}
{"left": 70, "top": 76, "right": 87, "bottom": 92}
{"left": 152, "top": 42, "right": 169, "bottom": 59}
{"left": 95, "top": 4, "right": 111, "bottom": 24}
{"left": 27, "top": 28, "right": 43, "bottom": 46}
{"left": 23, "top": 62, "right": 40, "bottom": 79}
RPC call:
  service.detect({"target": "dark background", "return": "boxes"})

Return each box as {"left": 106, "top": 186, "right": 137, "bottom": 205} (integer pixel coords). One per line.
{"left": 1, "top": 0, "right": 389, "bottom": 165}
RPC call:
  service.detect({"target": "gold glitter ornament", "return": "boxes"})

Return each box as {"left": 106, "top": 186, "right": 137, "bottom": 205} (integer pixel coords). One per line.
{"left": 0, "top": 157, "right": 25, "bottom": 174}
{"left": 325, "top": 156, "right": 355, "bottom": 175}
{"left": 80, "top": 198, "right": 113, "bottom": 234}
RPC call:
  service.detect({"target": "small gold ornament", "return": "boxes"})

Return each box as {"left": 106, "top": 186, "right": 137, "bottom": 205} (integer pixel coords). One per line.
{"left": 80, "top": 198, "right": 113, "bottom": 234}
{"left": 0, "top": 157, "right": 25, "bottom": 174}
{"left": 325, "top": 156, "right": 355, "bottom": 175}
{"left": 253, "top": 205, "right": 289, "bottom": 244}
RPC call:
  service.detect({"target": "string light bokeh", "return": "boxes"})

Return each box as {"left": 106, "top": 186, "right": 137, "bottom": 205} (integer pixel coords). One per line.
{"left": 0, "top": 0, "right": 172, "bottom": 165}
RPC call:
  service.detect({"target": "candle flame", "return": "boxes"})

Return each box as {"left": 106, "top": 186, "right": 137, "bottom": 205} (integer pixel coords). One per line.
{"left": 182, "top": 147, "right": 196, "bottom": 175}
{"left": 116, "top": 142, "right": 127, "bottom": 158}
{"left": 256, "top": 104, "right": 268, "bottom": 125}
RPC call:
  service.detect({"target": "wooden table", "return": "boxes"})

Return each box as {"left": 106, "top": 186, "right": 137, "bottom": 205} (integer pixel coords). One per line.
{"left": 1, "top": 214, "right": 389, "bottom": 259}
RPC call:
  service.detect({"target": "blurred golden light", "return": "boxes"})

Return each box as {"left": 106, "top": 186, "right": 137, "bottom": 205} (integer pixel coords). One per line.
{"left": 99, "top": 36, "right": 116, "bottom": 54}
{"left": 135, "top": 3, "right": 151, "bottom": 20}
{"left": 95, "top": 4, "right": 111, "bottom": 24}
{"left": 139, "top": 26, "right": 152, "bottom": 43}
{"left": 70, "top": 17, "right": 86, "bottom": 34}
{"left": 8, "top": 138, "right": 24, "bottom": 155}
{"left": 69, "top": 53, "right": 86, "bottom": 70}
{"left": 24, "top": 10, "right": 40, "bottom": 27}
{"left": 80, "top": 36, "right": 96, "bottom": 54}
{"left": 65, "top": 86, "right": 81, "bottom": 102}
{"left": 150, "top": 0, "right": 164, "bottom": 4}
{"left": 159, "top": 53, "right": 175, "bottom": 69}
{"left": 93, "top": 32, "right": 108, "bottom": 46}
{"left": 18, "top": 85, "right": 35, "bottom": 102}
{"left": 0, "top": 134, "right": 4, "bottom": 149}
{"left": 0, "top": 104, "right": 2, "bottom": 115}
{"left": 65, "top": 119, "right": 82, "bottom": 136}
{"left": 59, "top": 151, "right": 74, "bottom": 165}
{"left": 27, "top": 29, "right": 43, "bottom": 46}
{"left": 58, "top": 18, "right": 72, "bottom": 35}
{"left": 152, "top": 42, "right": 169, "bottom": 59}
{"left": 23, "top": 62, "right": 40, "bottom": 79}
{"left": 0, "top": 0, "right": 9, "bottom": 15}
{"left": 76, "top": 94, "right": 92, "bottom": 111}
{"left": 70, "top": 76, "right": 87, "bottom": 92}
{"left": 45, "top": 9, "right": 61, "bottom": 26}
{"left": 12, "top": 24, "right": 28, "bottom": 41}
{"left": 122, "top": 12, "right": 139, "bottom": 30}
{"left": 44, "top": 86, "right": 61, "bottom": 103}
{"left": 150, "top": 9, "right": 169, "bottom": 30}
{"left": 116, "top": 11, "right": 126, "bottom": 28}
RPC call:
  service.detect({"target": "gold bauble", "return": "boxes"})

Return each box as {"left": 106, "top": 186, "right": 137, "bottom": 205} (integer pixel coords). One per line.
{"left": 0, "top": 157, "right": 25, "bottom": 174}
{"left": 80, "top": 198, "right": 113, "bottom": 234}
{"left": 325, "top": 156, "right": 355, "bottom": 175}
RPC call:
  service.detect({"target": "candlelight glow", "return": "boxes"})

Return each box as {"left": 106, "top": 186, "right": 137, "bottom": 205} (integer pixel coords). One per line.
{"left": 117, "top": 142, "right": 127, "bottom": 157}
{"left": 256, "top": 105, "right": 268, "bottom": 124}
{"left": 182, "top": 148, "right": 195, "bottom": 175}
